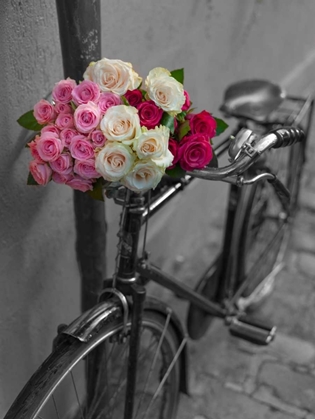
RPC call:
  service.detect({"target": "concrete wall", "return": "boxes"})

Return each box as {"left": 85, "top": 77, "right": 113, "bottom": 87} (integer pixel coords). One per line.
{"left": 0, "top": 0, "right": 80, "bottom": 415}
{"left": 1, "top": 0, "right": 315, "bottom": 415}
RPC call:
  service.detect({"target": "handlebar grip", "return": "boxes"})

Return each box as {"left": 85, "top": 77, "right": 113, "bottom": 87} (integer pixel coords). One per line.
{"left": 271, "top": 127, "right": 305, "bottom": 149}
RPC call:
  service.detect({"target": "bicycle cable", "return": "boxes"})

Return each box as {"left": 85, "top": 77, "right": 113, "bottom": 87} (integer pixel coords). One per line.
{"left": 142, "top": 190, "right": 151, "bottom": 259}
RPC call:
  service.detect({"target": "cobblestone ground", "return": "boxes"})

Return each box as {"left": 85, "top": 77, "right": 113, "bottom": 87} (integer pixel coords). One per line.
{"left": 149, "top": 129, "right": 315, "bottom": 418}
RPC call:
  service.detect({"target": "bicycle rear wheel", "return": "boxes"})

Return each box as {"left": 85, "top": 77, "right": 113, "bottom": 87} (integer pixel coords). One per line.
{"left": 232, "top": 134, "right": 306, "bottom": 309}
{"left": 5, "top": 310, "right": 181, "bottom": 419}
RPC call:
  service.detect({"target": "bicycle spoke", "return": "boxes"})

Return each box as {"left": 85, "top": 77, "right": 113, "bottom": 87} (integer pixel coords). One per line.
{"left": 52, "top": 394, "right": 60, "bottom": 419}
{"left": 70, "top": 371, "right": 84, "bottom": 419}
{"left": 232, "top": 220, "right": 286, "bottom": 303}
{"left": 88, "top": 339, "right": 129, "bottom": 419}
{"left": 86, "top": 341, "right": 118, "bottom": 417}
{"left": 143, "top": 337, "right": 187, "bottom": 418}
{"left": 135, "top": 312, "right": 172, "bottom": 417}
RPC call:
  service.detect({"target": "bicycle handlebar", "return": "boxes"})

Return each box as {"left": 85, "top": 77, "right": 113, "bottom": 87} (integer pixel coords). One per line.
{"left": 186, "top": 126, "right": 304, "bottom": 181}
{"left": 270, "top": 127, "right": 305, "bottom": 148}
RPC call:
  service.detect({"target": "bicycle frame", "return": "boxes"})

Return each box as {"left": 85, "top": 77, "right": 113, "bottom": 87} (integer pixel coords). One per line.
{"left": 61, "top": 93, "right": 311, "bottom": 418}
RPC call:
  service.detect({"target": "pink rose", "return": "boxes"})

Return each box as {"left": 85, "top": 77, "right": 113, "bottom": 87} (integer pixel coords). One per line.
{"left": 182, "top": 91, "right": 191, "bottom": 111}
{"left": 55, "top": 103, "right": 72, "bottom": 114}
{"left": 52, "top": 78, "right": 76, "bottom": 104}
{"left": 137, "top": 100, "right": 163, "bottom": 129}
{"left": 124, "top": 89, "right": 143, "bottom": 107}
{"left": 36, "top": 132, "right": 63, "bottom": 162}
{"left": 74, "top": 102, "right": 101, "bottom": 133}
{"left": 55, "top": 113, "right": 74, "bottom": 130}
{"left": 74, "top": 158, "right": 101, "bottom": 179}
{"left": 69, "top": 135, "right": 94, "bottom": 160}
{"left": 33, "top": 99, "right": 56, "bottom": 125}
{"left": 90, "top": 130, "right": 106, "bottom": 148}
{"left": 66, "top": 176, "right": 94, "bottom": 192}
{"left": 98, "top": 92, "right": 122, "bottom": 114}
{"left": 28, "top": 137, "right": 42, "bottom": 161}
{"left": 50, "top": 153, "right": 73, "bottom": 174}
{"left": 189, "top": 111, "right": 217, "bottom": 139}
{"left": 167, "top": 138, "right": 180, "bottom": 169}
{"left": 41, "top": 124, "right": 60, "bottom": 137}
{"left": 29, "top": 160, "right": 52, "bottom": 185}
{"left": 52, "top": 172, "right": 73, "bottom": 184}
{"left": 72, "top": 80, "right": 100, "bottom": 106}
{"left": 178, "top": 134, "right": 213, "bottom": 171}
{"left": 60, "top": 128, "right": 79, "bottom": 148}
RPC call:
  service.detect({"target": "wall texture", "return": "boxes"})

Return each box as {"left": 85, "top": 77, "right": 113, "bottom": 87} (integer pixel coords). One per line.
{"left": 1, "top": 0, "right": 315, "bottom": 415}
{"left": 0, "top": 0, "right": 80, "bottom": 414}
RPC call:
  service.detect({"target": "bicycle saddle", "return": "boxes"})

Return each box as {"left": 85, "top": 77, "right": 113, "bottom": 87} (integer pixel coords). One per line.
{"left": 220, "top": 80, "right": 285, "bottom": 121}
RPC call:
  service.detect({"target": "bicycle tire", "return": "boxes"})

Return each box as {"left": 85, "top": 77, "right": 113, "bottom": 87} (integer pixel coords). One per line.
{"left": 5, "top": 310, "right": 181, "bottom": 419}
{"left": 232, "top": 135, "right": 306, "bottom": 308}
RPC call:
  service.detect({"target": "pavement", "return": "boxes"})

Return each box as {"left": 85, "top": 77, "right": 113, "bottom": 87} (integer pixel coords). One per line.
{"left": 148, "top": 132, "right": 315, "bottom": 418}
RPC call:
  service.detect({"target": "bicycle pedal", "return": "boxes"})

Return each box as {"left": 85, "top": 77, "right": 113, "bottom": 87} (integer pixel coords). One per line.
{"left": 228, "top": 315, "right": 276, "bottom": 345}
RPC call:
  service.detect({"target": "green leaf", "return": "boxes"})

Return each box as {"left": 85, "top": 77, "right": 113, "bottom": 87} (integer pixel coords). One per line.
{"left": 17, "top": 110, "right": 43, "bottom": 131}
{"left": 186, "top": 106, "right": 196, "bottom": 114}
{"left": 170, "top": 68, "right": 184, "bottom": 84}
{"left": 140, "top": 89, "right": 147, "bottom": 100}
{"left": 178, "top": 120, "right": 191, "bottom": 140}
{"left": 27, "top": 171, "right": 39, "bottom": 185}
{"left": 165, "top": 164, "right": 186, "bottom": 178}
{"left": 121, "top": 96, "right": 130, "bottom": 106}
{"left": 70, "top": 101, "right": 77, "bottom": 111}
{"left": 176, "top": 111, "right": 186, "bottom": 123}
{"left": 207, "top": 152, "right": 218, "bottom": 168}
{"left": 87, "top": 178, "right": 104, "bottom": 201}
{"left": 214, "top": 117, "right": 229, "bottom": 136}
{"left": 161, "top": 112, "right": 175, "bottom": 134}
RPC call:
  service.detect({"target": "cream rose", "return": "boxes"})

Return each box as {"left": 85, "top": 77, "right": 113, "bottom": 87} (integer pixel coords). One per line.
{"left": 122, "top": 160, "right": 164, "bottom": 193}
{"left": 95, "top": 141, "right": 135, "bottom": 182}
{"left": 83, "top": 58, "right": 142, "bottom": 96}
{"left": 133, "top": 126, "right": 173, "bottom": 168}
{"left": 145, "top": 67, "right": 185, "bottom": 116}
{"left": 100, "top": 105, "right": 141, "bottom": 145}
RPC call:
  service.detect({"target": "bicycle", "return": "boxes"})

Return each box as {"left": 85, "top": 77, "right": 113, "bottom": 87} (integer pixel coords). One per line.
{"left": 5, "top": 79, "right": 313, "bottom": 419}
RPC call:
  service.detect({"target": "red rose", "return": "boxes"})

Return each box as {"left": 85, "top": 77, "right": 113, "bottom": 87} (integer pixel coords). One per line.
{"left": 124, "top": 89, "right": 143, "bottom": 107}
{"left": 189, "top": 110, "right": 217, "bottom": 139}
{"left": 178, "top": 134, "right": 213, "bottom": 171}
{"left": 167, "top": 138, "right": 180, "bottom": 169}
{"left": 182, "top": 91, "right": 191, "bottom": 111}
{"left": 137, "top": 100, "right": 163, "bottom": 129}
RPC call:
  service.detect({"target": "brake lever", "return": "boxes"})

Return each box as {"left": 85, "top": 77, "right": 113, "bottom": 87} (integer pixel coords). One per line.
{"left": 235, "top": 172, "right": 290, "bottom": 214}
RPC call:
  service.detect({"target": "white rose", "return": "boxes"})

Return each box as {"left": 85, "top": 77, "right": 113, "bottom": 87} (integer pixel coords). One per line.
{"left": 122, "top": 160, "right": 164, "bottom": 193}
{"left": 152, "top": 149, "right": 174, "bottom": 169}
{"left": 133, "top": 125, "right": 170, "bottom": 159}
{"left": 95, "top": 141, "right": 135, "bottom": 182}
{"left": 83, "top": 58, "right": 142, "bottom": 95}
{"left": 145, "top": 67, "right": 185, "bottom": 116}
{"left": 100, "top": 105, "right": 141, "bottom": 145}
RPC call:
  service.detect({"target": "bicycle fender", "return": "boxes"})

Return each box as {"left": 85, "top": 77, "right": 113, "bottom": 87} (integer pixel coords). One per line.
{"left": 62, "top": 300, "right": 122, "bottom": 342}
{"left": 144, "top": 296, "right": 190, "bottom": 395}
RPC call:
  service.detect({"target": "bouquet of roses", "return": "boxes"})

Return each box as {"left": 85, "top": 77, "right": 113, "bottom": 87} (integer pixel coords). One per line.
{"left": 18, "top": 57, "right": 228, "bottom": 197}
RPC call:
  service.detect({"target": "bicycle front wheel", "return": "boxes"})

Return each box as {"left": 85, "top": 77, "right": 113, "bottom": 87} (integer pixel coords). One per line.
{"left": 5, "top": 310, "right": 181, "bottom": 419}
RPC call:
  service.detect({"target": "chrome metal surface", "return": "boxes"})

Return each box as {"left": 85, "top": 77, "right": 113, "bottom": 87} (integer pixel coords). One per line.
{"left": 62, "top": 300, "right": 122, "bottom": 342}
{"left": 221, "top": 80, "right": 285, "bottom": 121}
{"left": 100, "top": 288, "right": 129, "bottom": 336}
{"left": 241, "top": 173, "right": 275, "bottom": 185}
{"left": 229, "top": 128, "right": 258, "bottom": 160}
{"left": 187, "top": 132, "right": 279, "bottom": 180}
